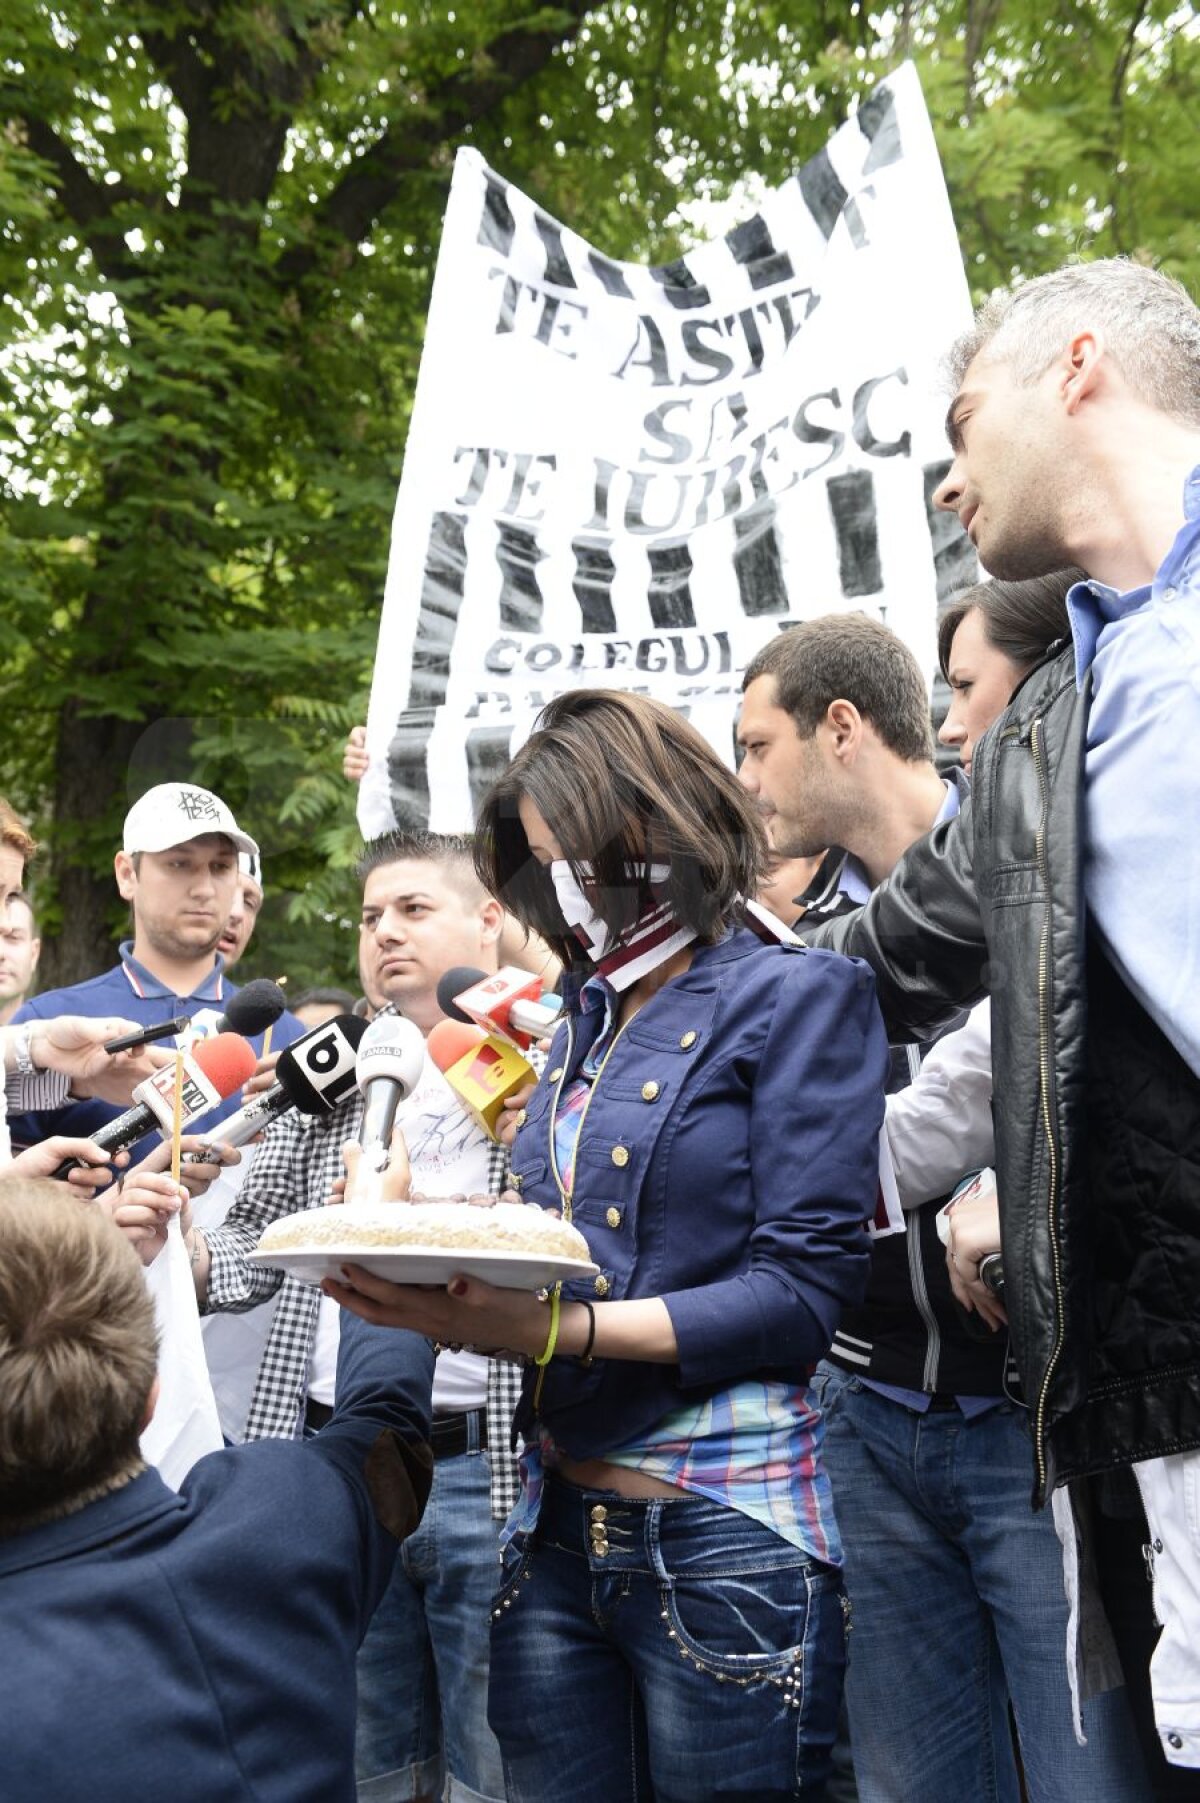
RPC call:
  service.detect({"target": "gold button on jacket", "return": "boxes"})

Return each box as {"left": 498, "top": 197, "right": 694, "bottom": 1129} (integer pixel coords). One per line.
{"left": 641, "top": 1080, "right": 660, "bottom": 1101}
{"left": 606, "top": 1206, "right": 622, "bottom": 1229}
{"left": 610, "top": 1145, "right": 630, "bottom": 1168}
{"left": 594, "top": 1275, "right": 611, "bottom": 1297}
{"left": 679, "top": 1030, "right": 698, "bottom": 1049}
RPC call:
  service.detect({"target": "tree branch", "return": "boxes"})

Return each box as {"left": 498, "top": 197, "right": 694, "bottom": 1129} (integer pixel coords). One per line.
{"left": 1108, "top": 0, "right": 1149, "bottom": 251}
{"left": 7, "top": 110, "right": 137, "bottom": 283}
{"left": 277, "top": 0, "right": 592, "bottom": 288}
{"left": 1110, "top": 0, "right": 1150, "bottom": 111}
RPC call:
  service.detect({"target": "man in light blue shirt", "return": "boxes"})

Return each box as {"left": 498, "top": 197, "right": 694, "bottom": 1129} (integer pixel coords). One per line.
{"left": 936, "top": 261, "right": 1200, "bottom": 1084}
{"left": 811, "top": 256, "right": 1200, "bottom": 1786}
{"left": 1069, "top": 476, "right": 1200, "bottom": 1077}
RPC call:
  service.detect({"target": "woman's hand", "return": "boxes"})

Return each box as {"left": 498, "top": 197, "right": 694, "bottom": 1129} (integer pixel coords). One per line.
{"left": 496, "top": 1079, "right": 537, "bottom": 1149}
{"left": 945, "top": 1189, "right": 1007, "bottom": 1331}
{"left": 96, "top": 1169, "right": 190, "bottom": 1266}
{"left": 324, "top": 1264, "right": 550, "bottom": 1358}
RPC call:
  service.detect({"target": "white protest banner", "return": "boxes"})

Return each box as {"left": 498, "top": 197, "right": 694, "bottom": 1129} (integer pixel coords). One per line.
{"left": 359, "top": 61, "right": 975, "bottom": 837}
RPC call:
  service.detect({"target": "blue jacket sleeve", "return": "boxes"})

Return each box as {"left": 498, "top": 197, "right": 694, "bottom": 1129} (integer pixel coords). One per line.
{"left": 662, "top": 950, "right": 888, "bottom": 1386}
{"left": 302, "top": 1313, "right": 435, "bottom": 1625}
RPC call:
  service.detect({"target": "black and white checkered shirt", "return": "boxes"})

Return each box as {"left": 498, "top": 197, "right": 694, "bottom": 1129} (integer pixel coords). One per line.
{"left": 203, "top": 1091, "right": 522, "bottom": 1518}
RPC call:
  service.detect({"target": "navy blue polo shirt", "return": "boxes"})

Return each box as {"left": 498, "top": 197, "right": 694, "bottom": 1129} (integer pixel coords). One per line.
{"left": 9, "top": 941, "right": 305, "bottom": 1152}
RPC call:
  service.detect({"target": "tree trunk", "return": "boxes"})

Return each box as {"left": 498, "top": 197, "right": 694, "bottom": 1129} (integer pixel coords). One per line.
{"left": 38, "top": 702, "right": 143, "bottom": 990}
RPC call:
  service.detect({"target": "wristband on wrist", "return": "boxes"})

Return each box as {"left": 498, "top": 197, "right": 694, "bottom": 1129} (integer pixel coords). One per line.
{"left": 10, "top": 1023, "right": 35, "bottom": 1077}
{"left": 535, "top": 1286, "right": 562, "bottom": 1367}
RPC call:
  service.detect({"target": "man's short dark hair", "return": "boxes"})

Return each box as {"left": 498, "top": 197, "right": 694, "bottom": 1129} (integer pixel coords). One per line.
{"left": 743, "top": 613, "right": 934, "bottom": 762}
{"left": 355, "top": 832, "right": 485, "bottom": 903}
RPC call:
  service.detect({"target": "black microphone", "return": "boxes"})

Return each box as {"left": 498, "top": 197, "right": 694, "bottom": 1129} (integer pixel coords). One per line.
{"left": 103, "top": 1015, "right": 192, "bottom": 1055}
{"left": 216, "top": 978, "right": 288, "bottom": 1038}
{"left": 194, "top": 1014, "right": 368, "bottom": 1152}
{"left": 978, "top": 1252, "right": 1005, "bottom": 1298}
{"left": 437, "top": 966, "right": 483, "bottom": 1025}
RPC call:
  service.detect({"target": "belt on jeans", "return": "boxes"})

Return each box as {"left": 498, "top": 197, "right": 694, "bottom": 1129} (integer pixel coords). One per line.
{"left": 303, "top": 1399, "right": 486, "bottom": 1455}
{"left": 430, "top": 1408, "right": 487, "bottom": 1459}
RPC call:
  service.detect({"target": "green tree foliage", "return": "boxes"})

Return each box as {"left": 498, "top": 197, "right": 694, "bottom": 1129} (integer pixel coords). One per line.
{"left": 0, "top": 0, "right": 1194, "bottom": 990}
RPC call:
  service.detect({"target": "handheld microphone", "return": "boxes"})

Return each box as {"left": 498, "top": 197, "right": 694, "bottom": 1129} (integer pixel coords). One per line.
{"left": 193, "top": 1013, "right": 368, "bottom": 1152}
{"left": 978, "top": 1252, "right": 1005, "bottom": 1298}
{"left": 102, "top": 1015, "right": 192, "bottom": 1055}
{"left": 216, "top": 978, "right": 288, "bottom": 1039}
{"left": 52, "top": 1032, "right": 257, "bottom": 1177}
{"left": 427, "top": 1016, "right": 536, "bottom": 1141}
{"left": 353, "top": 1014, "right": 428, "bottom": 1203}
{"left": 437, "top": 965, "right": 561, "bottom": 1050}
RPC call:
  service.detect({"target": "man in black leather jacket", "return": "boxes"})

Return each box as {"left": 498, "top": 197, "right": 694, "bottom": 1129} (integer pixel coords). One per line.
{"left": 807, "top": 254, "right": 1200, "bottom": 1782}
{"left": 808, "top": 257, "right": 1200, "bottom": 1506}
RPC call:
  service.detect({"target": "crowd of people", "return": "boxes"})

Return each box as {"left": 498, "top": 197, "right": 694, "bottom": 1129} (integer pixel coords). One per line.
{"left": 0, "top": 251, "right": 1198, "bottom": 1803}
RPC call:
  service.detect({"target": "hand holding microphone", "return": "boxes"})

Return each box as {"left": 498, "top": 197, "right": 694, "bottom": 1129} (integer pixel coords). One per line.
{"left": 51, "top": 1032, "right": 258, "bottom": 1178}
{"left": 189, "top": 1013, "right": 368, "bottom": 1154}
{"left": 427, "top": 1016, "right": 536, "bottom": 1143}
{"left": 17, "top": 1014, "right": 176, "bottom": 1104}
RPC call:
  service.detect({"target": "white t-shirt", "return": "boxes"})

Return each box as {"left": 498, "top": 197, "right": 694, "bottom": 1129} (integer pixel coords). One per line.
{"left": 306, "top": 1054, "right": 494, "bottom": 1410}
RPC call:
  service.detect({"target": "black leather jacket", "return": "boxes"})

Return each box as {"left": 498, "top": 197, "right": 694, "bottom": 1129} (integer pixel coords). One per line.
{"left": 808, "top": 644, "right": 1098, "bottom": 1505}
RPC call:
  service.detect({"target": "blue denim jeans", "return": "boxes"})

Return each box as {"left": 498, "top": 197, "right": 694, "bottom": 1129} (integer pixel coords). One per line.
{"left": 811, "top": 1363, "right": 1152, "bottom": 1803}
{"left": 355, "top": 1439, "right": 506, "bottom": 1802}
{"left": 488, "top": 1477, "right": 846, "bottom": 1802}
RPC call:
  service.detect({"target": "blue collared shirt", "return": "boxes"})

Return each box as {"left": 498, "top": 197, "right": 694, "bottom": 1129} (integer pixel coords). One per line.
{"left": 1068, "top": 466, "right": 1200, "bottom": 1079}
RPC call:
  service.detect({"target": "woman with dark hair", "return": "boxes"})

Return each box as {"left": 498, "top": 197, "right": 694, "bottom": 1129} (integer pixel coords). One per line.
{"left": 330, "top": 688, "right": 889, "bottom": 1802}
{"left": 937, "top": 568, "right": 1083, "bottom": 773}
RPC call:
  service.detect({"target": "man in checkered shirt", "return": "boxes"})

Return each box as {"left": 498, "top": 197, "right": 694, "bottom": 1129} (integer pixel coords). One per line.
{"left": 188, "top": 833, "right": 524, "bottom": 1803}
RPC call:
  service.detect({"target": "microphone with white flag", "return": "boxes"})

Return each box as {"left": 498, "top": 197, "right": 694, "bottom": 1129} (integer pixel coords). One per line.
{"left": 352, "top": 1013, "right": 428, "bottom": 1206}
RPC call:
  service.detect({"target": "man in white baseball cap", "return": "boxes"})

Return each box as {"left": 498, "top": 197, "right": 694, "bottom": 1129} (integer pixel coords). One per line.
{"left": 9, "top": 783, "right": 300, "bottom": 1157}
{"left": 121, "top": 782, "right": 259, "bottom": 862}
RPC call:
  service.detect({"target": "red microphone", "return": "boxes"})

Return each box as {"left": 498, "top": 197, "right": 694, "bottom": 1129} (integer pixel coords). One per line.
{"left": 436, "top": 965, "right": 560, "bottom": 1052}
{"left": 51, "top": 1032, "right": 258, "bottom": 1177}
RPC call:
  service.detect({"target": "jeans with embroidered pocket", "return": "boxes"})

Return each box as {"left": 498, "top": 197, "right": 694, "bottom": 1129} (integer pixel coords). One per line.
{"left": 488, "top": 1476, "right": 845, "bottom": 1802}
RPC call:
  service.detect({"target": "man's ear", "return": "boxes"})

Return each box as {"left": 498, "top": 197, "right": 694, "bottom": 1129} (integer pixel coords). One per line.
{"left": 825, "top": 699, "right": 863, "bottom": 761}
{"left": 140, "top": 1375, "right": 160, "bottom": 1435}
{"left": 1061, "top": 330, "right": 1105, "bottom": 415}
{"left": 114, "top": 851, "right": 137, "bottom": 903}
{"left": 479, "top": 895, "right": 505, "bottom": 949}
{"left": 29, "top": 938, "right": 41, "bottom": 971}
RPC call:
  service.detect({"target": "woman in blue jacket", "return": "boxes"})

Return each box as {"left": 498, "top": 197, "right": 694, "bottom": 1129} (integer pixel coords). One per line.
{"left": 329, "top": 689, "right": 888, "bottom": 1802}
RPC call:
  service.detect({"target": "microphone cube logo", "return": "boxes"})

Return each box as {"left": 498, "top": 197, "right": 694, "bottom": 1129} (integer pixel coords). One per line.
{"left": 293, "top": 1022, "right": 360, "bottom": 1109}
{"left": 465, "top": 1042, "right": 508, "bottom": 1094}
{"left": 136, "top": 1057, "right": 221, "bottom": 1131}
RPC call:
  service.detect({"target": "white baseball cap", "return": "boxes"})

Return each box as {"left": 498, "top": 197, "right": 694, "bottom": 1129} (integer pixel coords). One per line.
{"left": 123, "top": 783, "right": 260, "bottom": 859}
{"left": 239, "top": 848, "right": 263, "bottom": 887}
